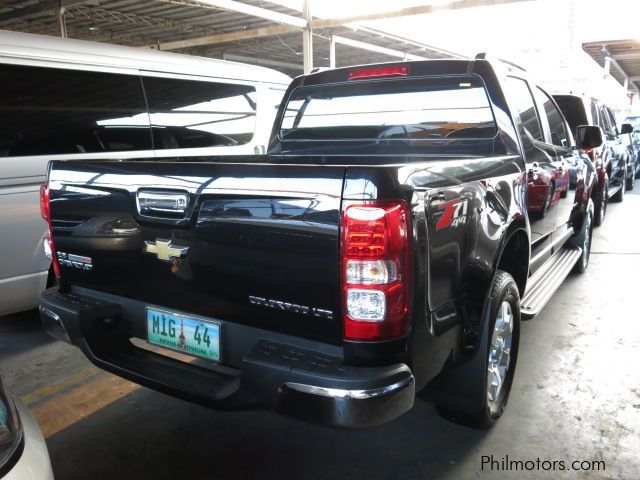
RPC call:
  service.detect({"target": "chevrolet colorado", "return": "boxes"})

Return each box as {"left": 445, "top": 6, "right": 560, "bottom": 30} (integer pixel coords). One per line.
{"left": 39, "top": 57, "right": 601, "bottom": 429}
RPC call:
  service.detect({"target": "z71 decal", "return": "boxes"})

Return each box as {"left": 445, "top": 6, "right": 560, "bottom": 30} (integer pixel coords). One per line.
{"left": 436, "top": 198, "right": 469, "bottom": 230}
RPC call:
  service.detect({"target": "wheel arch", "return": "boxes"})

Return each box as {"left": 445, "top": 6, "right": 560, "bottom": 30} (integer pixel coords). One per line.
{"left": 493, "top": 223, "right": 530, "bottom": 298}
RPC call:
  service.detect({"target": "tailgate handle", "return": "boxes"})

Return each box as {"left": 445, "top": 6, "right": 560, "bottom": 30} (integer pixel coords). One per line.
{"left": 136, "top": 191, "right": 189, "bottom": 216}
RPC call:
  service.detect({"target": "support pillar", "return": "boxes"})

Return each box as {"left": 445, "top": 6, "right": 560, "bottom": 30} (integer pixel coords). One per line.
{"left": 302, "top": 0, "right": 313, "bottom": 74}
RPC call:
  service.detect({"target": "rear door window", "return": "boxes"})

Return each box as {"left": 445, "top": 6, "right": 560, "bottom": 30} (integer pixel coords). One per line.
{"left": 504, "top": 76, "right": 544, "bottom": 142}
{"left": 552, "top": 95, "right": 587, "bottom": 138}
{"left": 142, "top": 76, "right": 257, "bottom": 149}
{"left": 599, "top": 105, "right": 613, "bottom": 135}
{"left": 535, "top": 88, "right": 571, "bottom": 147}
{"left": 605, "top": 107, "right": 619, "bottom": 135}
{"left": 590, "top": 100, "right": 600, "bottom": 127}
{"left": 0, "top": 63, "right": 151, "bottom": 157}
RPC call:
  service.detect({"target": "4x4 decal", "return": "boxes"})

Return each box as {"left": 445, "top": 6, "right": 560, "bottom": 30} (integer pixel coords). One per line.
{"left": 436, "top": 198, "right": 469, "bottom": 230}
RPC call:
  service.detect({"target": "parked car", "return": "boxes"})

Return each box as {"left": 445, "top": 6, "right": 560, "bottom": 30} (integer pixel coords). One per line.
{"left": 632, "top": 125, "right": 640, "bottom": 177}
{"left": 553, "top": 94, "right": 635, "bottom": 225}
{"left": 620, "top": 123, "right": 640, "bottom": 180}
{"left": 0, "top": 372, "right": 54, "bottom": 480}
{"left": 39, "top": 57, "right": 599, "bottom": 429}
{"left": 623, "top": 114, "right": 640, "bottom": 127}
{"left": 0, "top": 30, "right": 290, "bottom": 317}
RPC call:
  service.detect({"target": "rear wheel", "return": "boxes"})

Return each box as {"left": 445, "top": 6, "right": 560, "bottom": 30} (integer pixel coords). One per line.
{"left": 626, "top": 165, "right": 635, "bottom": 190}
{"left": 612, "top": 175, "right": 625, "bottom": 202}
{"left": 437, "top": 271, "right": 521, "bottom": 428}
{"left": 570, "top": 205, "right": 593, "bottom": 274}
{"left": 593, "top": 181, "right": 607, "bottom": 227}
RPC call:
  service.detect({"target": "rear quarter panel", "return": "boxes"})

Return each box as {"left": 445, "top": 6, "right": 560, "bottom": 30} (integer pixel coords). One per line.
{"left": 344, "top": 153, "right": 527, "bottom": 384}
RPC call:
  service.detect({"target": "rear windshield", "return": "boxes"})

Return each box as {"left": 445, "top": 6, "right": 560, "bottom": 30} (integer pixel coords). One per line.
{"left": 553, "top": 95, "right": 588, "bottom": 136}
{"left": 280, "top": 76, "right": 497, "bottom": 141}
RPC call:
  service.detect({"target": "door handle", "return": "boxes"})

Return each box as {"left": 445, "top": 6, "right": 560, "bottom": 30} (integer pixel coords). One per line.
{"left": 136, "top": 191, "right": 189, "bottom": 216}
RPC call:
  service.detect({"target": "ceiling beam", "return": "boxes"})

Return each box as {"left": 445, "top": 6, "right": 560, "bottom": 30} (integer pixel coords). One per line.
{"left": 584, "top": 39, "right": 640, "bottom": 50}
{"left": 610, "top": 52, "right": 640, "bottom": 61}
{"left": 151, "top": 0, "right": 529, "bottom": 51}
{"left": 602, "top": 48, "right": 640, "bottom": 94}
{"left": 311, "top": 0, "right": 532, "bottom": 29}
{"left": 180, "top": 0, "right": 305, "bottom": 27}
{"left": 0, "top": 0, "right": 91, "bottom": 23}
{"left": 64, "top": 5, "right": 216, "bottom": 36}
{"left": 332, "top": 35, "right": 425, "bottom": 61}
{"left": 152, "top": 23, "right": 298, "bottom": 50}
{"left": 222, "top": 53, "right": 301, "bottom": 71}
{"left": 348, "top": 26, "right": 466, "bottom": 59}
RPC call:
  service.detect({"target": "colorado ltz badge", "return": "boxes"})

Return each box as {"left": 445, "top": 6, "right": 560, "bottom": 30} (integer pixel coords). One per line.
{"left": 436, "top": 198, "right": 469, "bottom": 230}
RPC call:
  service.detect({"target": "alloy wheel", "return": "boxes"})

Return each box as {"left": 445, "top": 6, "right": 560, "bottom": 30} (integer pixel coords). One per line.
{"left": 487, "top": 301, "right": 514, "bottom": 405}
{"left": 582, "top": 213, "right": 592, "bottom": 269}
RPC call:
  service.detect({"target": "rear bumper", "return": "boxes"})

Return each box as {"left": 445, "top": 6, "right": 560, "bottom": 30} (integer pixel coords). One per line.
{"left": 39, "top": 287, "right": 414, "bottom": 429}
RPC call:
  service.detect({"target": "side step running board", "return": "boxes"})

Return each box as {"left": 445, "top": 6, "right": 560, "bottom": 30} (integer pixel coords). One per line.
{"left": 521, "top": 246, "right": 582, "bottom": 319}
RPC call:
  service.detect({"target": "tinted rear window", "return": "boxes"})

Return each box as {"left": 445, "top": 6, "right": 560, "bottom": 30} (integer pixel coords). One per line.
{"left": 143, "top": 76, "right": 257, "bottom": 149}
{"left": 280, "top": 77, "right": 496, "bottom": 141}
{"left": 553, "top": 95, "right": 588, "bottom": 136}
{"left": 0, "top": 63, "right": 151, "bottom": 156}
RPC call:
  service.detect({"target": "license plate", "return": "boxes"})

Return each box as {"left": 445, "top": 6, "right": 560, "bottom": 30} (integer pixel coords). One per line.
{"left": 146, "top": 307, "right": 220, "bottom": 362}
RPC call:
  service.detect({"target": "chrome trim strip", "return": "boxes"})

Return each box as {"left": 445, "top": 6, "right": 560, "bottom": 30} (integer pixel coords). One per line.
{"left": 530, "top": 226, "right": 574, "bottom": 267}
{"left": 284, "top": 375, "right": 414, "bottom": 400}
{"left": 39, "top": 305, "right": 71, "bottom": 343}
{"left": 39, "top": 305, "right": 61, "bottom": 323}
{"left": 522, "top": 246, "right": 582, "bottom": 315}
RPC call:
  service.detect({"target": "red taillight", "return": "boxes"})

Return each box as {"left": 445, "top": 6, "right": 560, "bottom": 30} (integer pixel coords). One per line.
{"left": 40, "top": 184, "right": 50, "bottom": 221}
{"left": 341, "top": 201, "right": 411, "bottom": 341}
{"left": 40, "top": 184, "right": 60, "bottom": 277}
{"left": 348, "top": 65, "right": 408, "bottom": 81}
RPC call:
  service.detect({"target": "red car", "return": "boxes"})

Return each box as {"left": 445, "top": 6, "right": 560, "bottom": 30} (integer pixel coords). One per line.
{"left": 527, "top": 161, "right": 568, "bottom": 216}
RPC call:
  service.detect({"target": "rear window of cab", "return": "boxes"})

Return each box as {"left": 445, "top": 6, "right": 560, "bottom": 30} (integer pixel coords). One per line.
{"left": 280, "top": 76, "right": 497, "bottom": 142}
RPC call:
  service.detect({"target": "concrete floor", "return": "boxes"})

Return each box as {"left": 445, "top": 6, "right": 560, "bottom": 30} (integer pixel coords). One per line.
{"left": 1, "top": 190, "right": 640, "bottom": 480}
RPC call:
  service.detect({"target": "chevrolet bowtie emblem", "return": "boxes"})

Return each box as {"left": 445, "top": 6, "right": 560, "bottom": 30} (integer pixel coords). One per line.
{"left": 144, "top": 239, "right": 189, "bottom": 262}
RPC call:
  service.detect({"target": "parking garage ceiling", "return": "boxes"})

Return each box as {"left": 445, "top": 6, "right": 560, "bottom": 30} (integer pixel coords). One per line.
{"left": 0, "top": 0, "right": 526, "bottom": 76}
{"left": 583, "top": 39, "right": 640, "bottom": 95}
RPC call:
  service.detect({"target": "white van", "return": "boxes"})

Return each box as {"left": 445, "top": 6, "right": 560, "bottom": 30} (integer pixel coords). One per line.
{"left": 0, "top": 30, "right": 290, "bottom": 316}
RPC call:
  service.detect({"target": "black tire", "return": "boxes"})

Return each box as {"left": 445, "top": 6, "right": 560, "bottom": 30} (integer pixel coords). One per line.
{"left": 437, "top": 271, "right": 521, "bottom": 428}
{"left": 611, "top": 176, "right": 625, "bottom": 202}
{"left": 626, "top": 166, "right": 635, "bottom": 191}
{"left": 569, "top": 201, "right": 593, "bottom": 274}
{"left": 593, "top": 181, "right": 607, "bottom": 227}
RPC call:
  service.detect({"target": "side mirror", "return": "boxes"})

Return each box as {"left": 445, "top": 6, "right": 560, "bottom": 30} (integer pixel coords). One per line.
{"left": 620, "top": 123, "right": 633, "bottom": 135}
{"left": 576, "top": 125, "right": 603, "bottom": 150}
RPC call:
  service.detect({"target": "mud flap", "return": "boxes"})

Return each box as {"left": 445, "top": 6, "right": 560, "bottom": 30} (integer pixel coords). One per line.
{"left": 418, "top": 306, "right": 490, "bottom": 415}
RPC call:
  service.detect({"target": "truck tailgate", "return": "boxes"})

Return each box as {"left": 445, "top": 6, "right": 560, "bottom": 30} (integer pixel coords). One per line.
{"left": 48, "top": 160, "right": 345, "bottom": 344}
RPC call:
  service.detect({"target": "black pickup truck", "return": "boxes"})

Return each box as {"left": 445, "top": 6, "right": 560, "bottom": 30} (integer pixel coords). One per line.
{"left": 39, "top": 57, "right": 602, "bottom": 429}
